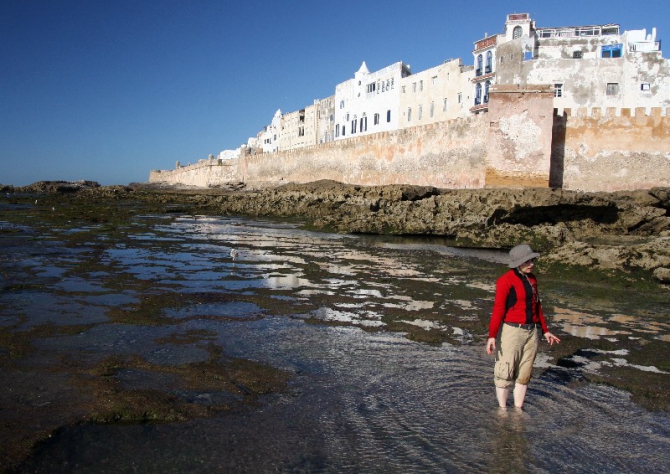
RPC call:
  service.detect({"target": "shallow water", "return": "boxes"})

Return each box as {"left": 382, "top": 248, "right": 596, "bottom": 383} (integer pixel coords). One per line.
{"left": 2, "top": 214, "right": 669, "bottom": 472}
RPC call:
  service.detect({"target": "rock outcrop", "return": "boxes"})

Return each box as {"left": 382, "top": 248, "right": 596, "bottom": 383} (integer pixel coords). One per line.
{"left": 10, "top": 180, "right": 670, "bottom": 281}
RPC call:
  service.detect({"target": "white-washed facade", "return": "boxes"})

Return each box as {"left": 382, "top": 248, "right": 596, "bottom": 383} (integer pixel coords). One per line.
{"left": 333, "top": 61, "right": 410, "bottom": 141}
{"left": 474, "top": 13, "right": 670, "bottom": 111}
{"left": 399, "top": 58, "right": 474, "bottom": 127}
{"left": 219, "top": 13, "right": 668, "bottom": 160}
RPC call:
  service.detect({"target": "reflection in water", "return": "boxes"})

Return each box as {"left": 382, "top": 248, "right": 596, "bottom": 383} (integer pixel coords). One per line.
{"left": 2, "top": 214, "right": 669, "bottom": 472}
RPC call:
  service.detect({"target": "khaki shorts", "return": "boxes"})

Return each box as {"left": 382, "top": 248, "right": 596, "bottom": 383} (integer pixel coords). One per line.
{"left": 494, "top": 323, "right": 540, "bottom": 388}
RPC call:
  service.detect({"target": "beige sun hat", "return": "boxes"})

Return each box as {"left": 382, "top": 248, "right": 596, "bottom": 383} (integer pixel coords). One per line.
{"left": 508, "top": 244, "right": 540, "bottom": 268}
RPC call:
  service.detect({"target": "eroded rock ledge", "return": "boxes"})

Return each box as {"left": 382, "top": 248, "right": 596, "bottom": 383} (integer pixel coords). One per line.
{"left": 7, "top": 180, "right": 670, "bottom": 281}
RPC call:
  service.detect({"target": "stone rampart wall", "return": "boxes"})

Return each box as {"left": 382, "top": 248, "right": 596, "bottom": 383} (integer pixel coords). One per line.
{"left": 148, "top": 105, "right": 670, "bottom": 192}
{"left": 558, "top": 107, "right": 670, "bottom": 192}
{"left": 241, "top": 116, "right": 488, "bottom": 189}
{"left": 485, "top": 86, "right": 555, "bottom": 188}
{"left": 149, "top": 159, "right": 240, "bottom": 187}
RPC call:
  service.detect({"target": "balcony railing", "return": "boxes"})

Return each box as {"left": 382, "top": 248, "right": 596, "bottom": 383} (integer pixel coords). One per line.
{"left": 485, "top": 65, "right": 492, "bottom": 74}
{"left": 475, "top": 68, "right": 482, "bottom": 77}
{"left": 474, "top": 97, "right": 481, "bottom": 105}
{"left": 629, "top": 41, "right": 661, "bottom": 52}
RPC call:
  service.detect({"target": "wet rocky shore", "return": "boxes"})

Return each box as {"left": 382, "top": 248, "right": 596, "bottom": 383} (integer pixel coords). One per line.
{"left": 10, "top": 179, "right": 667, "bottom": 280}
{"left": 1, "top": 180, "right": 669, "bottom": 470}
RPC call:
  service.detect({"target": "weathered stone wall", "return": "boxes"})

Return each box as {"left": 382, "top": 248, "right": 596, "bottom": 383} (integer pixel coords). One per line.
{"left": 148, "top": 101, "right": 670, "bottom": 192}
{"left": 559, "top": 107, "right": 670, "bottom": 192}
{"left": 485, "top": 85, "right": 555, "bottom": 187}
{"left": 149, "top": 158, "right": 240, "bottom": 187}
{"left": 241, "top": 116, "right": 488, "bottom": 188}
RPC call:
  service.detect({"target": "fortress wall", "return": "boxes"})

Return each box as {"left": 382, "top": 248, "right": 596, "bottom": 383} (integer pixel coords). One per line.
{"left": 149, "top": 159, "right": 241, "bottom": 187}
{"left": 148, "top": 104, "right": 670, "bottom": 192}
{"left": 560, "top": 107, "right": 670, "bottom": 192}
{"left": 241, "top": 115, "right": 489, "bottom": 189}
{"left": 485, "top": 85, "right": 555, "bottom": 188}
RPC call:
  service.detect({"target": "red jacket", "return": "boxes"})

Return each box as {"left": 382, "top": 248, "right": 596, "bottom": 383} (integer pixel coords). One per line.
{"left": 488, "top": 269, "right": 548, "bottom": 338}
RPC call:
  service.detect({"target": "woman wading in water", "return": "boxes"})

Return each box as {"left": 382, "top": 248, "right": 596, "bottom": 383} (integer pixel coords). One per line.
{"left": 486, "top": 244, "right": 561, "bottom": 409}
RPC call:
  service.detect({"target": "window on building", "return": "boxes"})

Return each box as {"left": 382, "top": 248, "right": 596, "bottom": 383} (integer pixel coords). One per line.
{"left": 606, "top": 83, "right": 620, "bottom": 96}
{"left": 641, "top": 83, "right": 651, "bottom": 91}
{"left": 418, "top": 105, "right": 423, "bottom": 120}
{"left": 420, "top": 80, "right": 423, "bottom": 91}
{"left": 342, "top": 126, "right": 345, "bottom": 136}
{"left": 412, "top": 82, "right": 417, "bottom": 92}
{"left": 573, "top": 50, "right": 583, "bottom": 59}
{"left": 335, "top": 124, "right": 340, "bottom": 137}
{"left": 484, "top": 81, "right": 490, "bottom": 103}
{"left": 387, "top": 110, "right": 391, "bottom": 122}
{"left": 361, "top": 115, "right": 367, "bottom": 132}
{"left": 402, "top": 86, "right": 406, "bottom": 93}
{"left": 432, "top": 76, "right": 437, "bottom": 85}
{"left": 554, "top": 83, "right": 563, "bottom": 98}
{"left": 475, "top": 83, "right": 482, "bottom": 105}
{"left": 485, "top": 51, "right": 493, "bottom": 73}
{"left": 601, "top": 44, "right": 623, "bottom": 58}
{"left": 443, "top": 98, "right": 448, "bottom": 111}
{"left": 374, "top": 113, "right": 380, "bottom": 125}
{"left": 346, "top": 113, "right": 349, "bottom": 121}
{"left": 407, "top": 107, "right": 412, "bottom": 122}
{"left": 430, "top": 101, "right": 434, "bottom": 117}
{"left": 351, "top": 119, "right": 357, "bottom": 134}
{"left": 476, "top": 54, "right": 483, "bottom": 76}
{"left": 513, "top": 26, "right": 522, "bottom": 39}
{"left": 367, "top": 83, "right": 376, "bottom": 93}
{"left": 458, "top": 92, "right": 462, "bottom": 104}
{"left": 340, "top": 100, "right": 345, "bottom": 109}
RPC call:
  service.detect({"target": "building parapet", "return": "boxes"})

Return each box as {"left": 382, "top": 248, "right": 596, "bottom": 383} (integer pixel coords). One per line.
{"left": 629, "top": 41, "right": 661, "bottom": 52}
{"left": 536, "top": 24, "right": 619, "bottom": 39}
{"left": 473, "top": 35, "right": 497, "bottom": 52}
{"left": 554, "top": 106, "right": 670, "bottom": 118}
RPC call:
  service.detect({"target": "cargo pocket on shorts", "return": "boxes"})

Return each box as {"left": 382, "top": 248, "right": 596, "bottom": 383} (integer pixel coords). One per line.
{"left": 494, "top": 360, "right": 513, "bottom": 382}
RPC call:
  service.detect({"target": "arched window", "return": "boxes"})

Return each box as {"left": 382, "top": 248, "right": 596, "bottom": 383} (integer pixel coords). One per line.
{"left": 476, "top": 54, "right": 483, "bottom": 76}
{"left": 475, "top": 83, "right": 482, "bottom": 105}
{"left": 484, "top": 80, "right": 491, "bottom": 103}
{"left": 485, "top": 51, "right": 493, "bottom": 74}
{"left": 513, "top": 26, "right": 522, "bottom": 39}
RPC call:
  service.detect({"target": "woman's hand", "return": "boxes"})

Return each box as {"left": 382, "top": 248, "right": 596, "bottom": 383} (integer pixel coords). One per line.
{"left": 544, "top": 332, "right": 561, "bottom": 345}
{"left": 486, "top": 337, "right": 496, "bottom": 354}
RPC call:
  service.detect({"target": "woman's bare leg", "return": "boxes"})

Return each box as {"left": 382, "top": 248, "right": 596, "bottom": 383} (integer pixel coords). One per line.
{"left": 496, "top": 387, "right": 510, "bottom": 408}
{"left": 513, "top": 383, "right": 528, "bottom": 408}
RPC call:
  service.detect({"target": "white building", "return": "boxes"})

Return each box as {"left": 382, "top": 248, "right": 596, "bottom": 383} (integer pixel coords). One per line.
{"left": 227, "top": 12, "right": 668, "bottom": 160}
{"left": 333, "top": 61, "right": 411, "bottom": 140}
{"left": 258, "top": 109, "right": 282, "bottom": 153}
{"left": 399, "top": 58, "right": 474, "bottom": 127}
{"left": 471, "top": 13, "right": 670, "bottom": 112}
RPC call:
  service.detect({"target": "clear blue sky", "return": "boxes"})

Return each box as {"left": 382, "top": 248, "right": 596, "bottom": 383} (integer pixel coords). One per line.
{"left": 2, "top": 0, "right": 668, "bottom": 186}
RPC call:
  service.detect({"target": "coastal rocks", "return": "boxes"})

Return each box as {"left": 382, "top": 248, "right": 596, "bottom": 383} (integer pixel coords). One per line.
{"left": 653, "top": 267, "right": 670, "bottom": 283}
{"left": 542, "top": 239, "right": 670, "bottom": 274}
{"left": 10, "top": 180, "right": 670, "bottom": 279}
{"left": 11, "top": 180, "right": 102, "bottom": 194}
